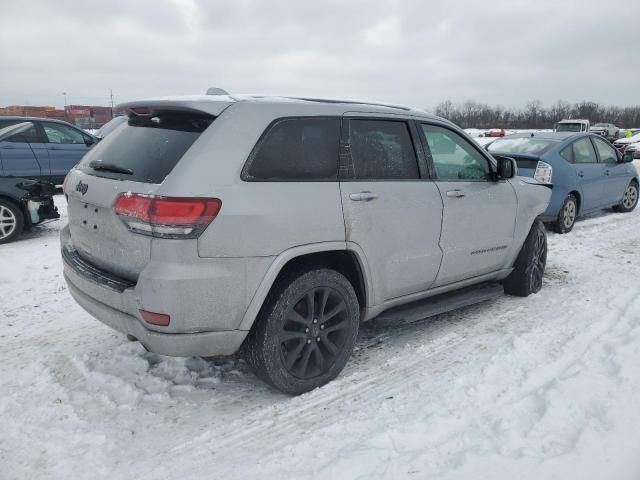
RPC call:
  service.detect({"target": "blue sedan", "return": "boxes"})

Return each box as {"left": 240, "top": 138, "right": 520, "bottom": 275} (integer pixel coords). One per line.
{"left": 0, "top": 116, "right": 97, "bottom": 185}
{"left": 488, "top": 132, "right": 639, "bottom": 233}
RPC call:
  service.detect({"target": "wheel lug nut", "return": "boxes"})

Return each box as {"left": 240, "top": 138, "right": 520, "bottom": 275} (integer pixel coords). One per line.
{"left": 316, "top": 337, "right": 321, "bottom": 342}
{"left": 320, "top": 324, "right": 325, "bottom": 330}
{"left": 306, "top": 339, "right": 312, "bottom": 344}
{"left": 312, "top": 319, "right": 318, "bottom": 324}
{"left": 304, "top": 328, "right": 309, "bottom": 333}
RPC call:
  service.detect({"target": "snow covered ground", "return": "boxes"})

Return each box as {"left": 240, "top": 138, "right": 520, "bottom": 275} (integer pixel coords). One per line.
{"left": 2, "top": 189, "right": 640, "bottom": 480}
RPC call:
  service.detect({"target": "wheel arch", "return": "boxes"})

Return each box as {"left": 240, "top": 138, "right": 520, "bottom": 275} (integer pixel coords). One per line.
{"left": 568, "top": 190, "right": 581, "bottom": 215}
{"left": 238, "top": 242, "right": 373, "bottom": 331}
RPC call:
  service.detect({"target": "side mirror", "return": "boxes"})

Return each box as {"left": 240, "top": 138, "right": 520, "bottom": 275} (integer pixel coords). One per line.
{"left": 84, "top": 137, "right": 96, "bottom": 147}
{"left": 495, "top": 156, "right": 517, "bottom": 179}
{"left": 622, "top": 151, "right": 635, "bottom": 163}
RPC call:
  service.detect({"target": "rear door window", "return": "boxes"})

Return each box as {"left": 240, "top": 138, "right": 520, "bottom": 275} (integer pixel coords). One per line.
{"left": 243, "top": 117, "right": 340, "bottom": 180}
{"left": 0, "top": 120, "right": 44, "bottom": 143}
{"left": 572, "top": 138, "right": 598, "bottom": 164}
{"left": 343, "top": 119, "right": 419, "bottom": 180}
{"left": 78, "top": 110, "right": 214, "bottom": 184}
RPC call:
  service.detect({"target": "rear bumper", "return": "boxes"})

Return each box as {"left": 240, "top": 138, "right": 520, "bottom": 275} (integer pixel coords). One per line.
{"left": 64, "top": 274, "right": 247, "bottom": 356}
{"left": 60, "top": 225, "right": 272, "bottom": 357}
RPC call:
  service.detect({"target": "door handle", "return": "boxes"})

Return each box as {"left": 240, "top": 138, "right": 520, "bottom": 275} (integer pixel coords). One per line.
{"left": 446, "top": 189, "right": 465, "bottom": 198}
{"left": 49, "top": 146, "right": 62, "bottom": 150}
{"left": 349, "top": 191, "right": 378, "bottom": 202}
{"left": 578, "top": 171, "right": 585, "bottom": 178}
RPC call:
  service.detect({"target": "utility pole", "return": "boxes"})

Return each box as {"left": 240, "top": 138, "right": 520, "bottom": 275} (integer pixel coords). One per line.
{"left": 110, "top": 89, "right": 114, "bottom": 109}
{"left": 63, "top": 91, "right": 67, "bottom": 107}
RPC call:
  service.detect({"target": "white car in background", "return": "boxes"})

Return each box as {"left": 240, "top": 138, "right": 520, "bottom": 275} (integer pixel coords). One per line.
{"left": 613, "top": 131, "right": 640, "bottom": 153}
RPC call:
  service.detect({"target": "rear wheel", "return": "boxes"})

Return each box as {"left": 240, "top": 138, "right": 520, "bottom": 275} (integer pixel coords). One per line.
{"left": 551, "top": 194, "right": 577, "bottom": 234}
{"left": 503, "top": 220, "right": 547, "bottom": 297}
{"left": 243, "top": 268, "right": 360, "bottom": 395}
{"left": 0, "top": 199, "right": 24, "bottom": 245}
{"left": 613, "top": 180, "right": 638, "bottom": 213}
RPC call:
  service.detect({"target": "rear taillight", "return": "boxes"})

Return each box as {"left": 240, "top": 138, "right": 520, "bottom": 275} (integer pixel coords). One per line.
{"left": 534, "top": 161, "right": 553, "bottom": 185}
{"left": 113, "top": 193, "right": 221, "bottom": 239}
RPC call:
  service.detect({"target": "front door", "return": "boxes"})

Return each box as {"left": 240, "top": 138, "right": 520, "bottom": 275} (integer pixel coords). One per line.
{"left": 419, "top": 123, "right": 517, "bottom": 287}
{"left": 591, "top": 136, "right": 629, "bottom": 206}
{"left": 571, "top": 137, "right": 603, "bottom": 212}
{"left": 339, "top": 117, "right": 444, "bottom": 305}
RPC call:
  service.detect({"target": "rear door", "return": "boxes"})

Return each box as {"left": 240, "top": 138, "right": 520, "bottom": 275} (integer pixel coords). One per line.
{"left": 419, "top": 123, "right": 517, "bottom": 287}
{"left": 571, "top": 137, "right": 604, "bottom": 211}
{"left": 41, "top": 121, "right": 95, "bottom": 183}
{"left": 66, "top": 109, "right": 216, "bottom": 281}
{"left": 591, "top": 135, "right": 629, "bottom": 205}
{"left": 0, "top": 120, "right": 49, "bottom": 179}
{"left": 339, "top": 116, "right": 443, "bottom": 304}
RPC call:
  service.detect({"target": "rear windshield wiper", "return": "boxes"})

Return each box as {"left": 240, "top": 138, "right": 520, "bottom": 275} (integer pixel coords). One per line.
{"left": 89, "top": 160, "right": 133, "bottom": 175}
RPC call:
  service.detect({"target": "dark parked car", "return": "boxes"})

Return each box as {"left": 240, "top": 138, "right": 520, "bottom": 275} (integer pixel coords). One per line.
{"left": 0, "top": 116, "right": 97, "bottom": 185}
{"left": 0, "top": 123, "right": 59, "bottom": 243}
{"left": 488, "top": 132, "right": 639, "bottom": 233}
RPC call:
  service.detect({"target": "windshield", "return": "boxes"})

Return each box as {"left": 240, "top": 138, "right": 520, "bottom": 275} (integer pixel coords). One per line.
{"left": 556, "top": 123, "right": 583, "bottom": 132}
{"left": 487, "top": 137, "right": 559, "bottom": 155}
{"left": 78, "top": 110, "right": 215, "bottom": 183}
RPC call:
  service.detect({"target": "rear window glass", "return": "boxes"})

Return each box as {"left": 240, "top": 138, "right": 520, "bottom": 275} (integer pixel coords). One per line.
{"left": 487, "top": 137, "right": 558, "bottom": 155}
{"left": 243, "top": 118, "right": 340, "bottom": 180}
{"left": 78, "top": 110, "right": 214, "bottom": 184}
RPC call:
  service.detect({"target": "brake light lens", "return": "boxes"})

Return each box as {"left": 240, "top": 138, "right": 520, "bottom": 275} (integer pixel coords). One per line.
{"left": 534, "top": 161, "right": 553, "bottom": 185}
{"left": 113, "top": 193, "right": 221, "bottom": 238}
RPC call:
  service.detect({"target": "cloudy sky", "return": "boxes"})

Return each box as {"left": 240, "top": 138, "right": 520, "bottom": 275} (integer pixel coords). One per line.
{"left": 1, "top": 0, "right": 638, "bottom": 110}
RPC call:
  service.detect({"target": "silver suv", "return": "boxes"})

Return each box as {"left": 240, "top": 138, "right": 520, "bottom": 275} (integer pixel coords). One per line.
{"left": 61, "top": 94, "right": 552, "bottom": 394}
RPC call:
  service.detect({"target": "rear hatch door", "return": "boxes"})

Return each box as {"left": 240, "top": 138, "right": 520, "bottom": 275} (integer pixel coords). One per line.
{"left": 65, "top": 105, "right": 224, "bottom": 281}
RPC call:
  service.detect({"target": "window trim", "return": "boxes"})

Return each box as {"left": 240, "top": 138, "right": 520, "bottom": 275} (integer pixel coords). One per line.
{"left": 417, "top": 121, "right": 498, "bottom": 183}
{"left": 338, "top": 116, "right": 425, "bottom": 182}
{"left": 241, "top": 116, "right": 342, "bottom": 182}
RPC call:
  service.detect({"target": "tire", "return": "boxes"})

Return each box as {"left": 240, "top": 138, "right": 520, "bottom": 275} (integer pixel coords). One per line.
{"left": 503, "top": 220, "right": 547, "bottom": 297}
{"left": 551, "top": 194, "right": 578, "bottom": 234}
{"left": 613, "top": 180, "right": 638, "bottom": 213}
{"left": 0, "top": 199, "right": 24, "bottom": 245}
{"left": 242, "top": 268, "right": 360, "bottom": 395}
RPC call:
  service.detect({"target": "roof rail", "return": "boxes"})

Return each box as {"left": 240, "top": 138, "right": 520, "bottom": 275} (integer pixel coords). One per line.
{"left": 286, "top": 96, "right": 412, "bottom": 111}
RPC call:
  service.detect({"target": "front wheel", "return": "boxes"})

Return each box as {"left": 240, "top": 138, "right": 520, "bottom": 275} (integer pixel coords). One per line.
{"left": 503, "top": 220, "right": 547, "bottom": 297}
{"left": 243, "top": 268, "right": 360, "bottom": 395}
{"left": 613, "top": 181, "right": 638, "bottom": 213}
{"left": 0, "top": 199, "right": 24, "bottom": 245}
{"left": 551, "top": 194, "right": 577, "bottom": 234}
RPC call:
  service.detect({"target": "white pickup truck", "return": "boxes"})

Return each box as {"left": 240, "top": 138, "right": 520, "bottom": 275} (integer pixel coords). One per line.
{"left": 555, "top": 119, "right": 590, "bottom": 133}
